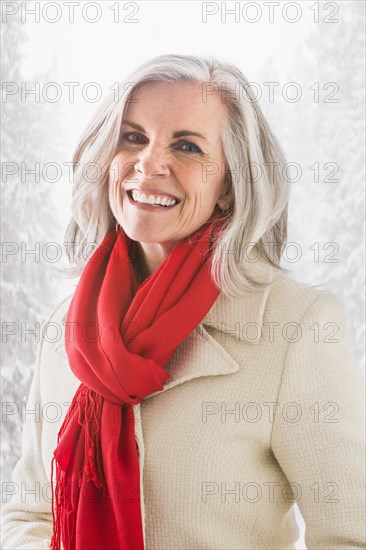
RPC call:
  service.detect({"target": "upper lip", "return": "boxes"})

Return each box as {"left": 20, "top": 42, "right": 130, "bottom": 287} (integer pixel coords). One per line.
{"left": 127, "top": 187, "right": 181, "bottom": 201}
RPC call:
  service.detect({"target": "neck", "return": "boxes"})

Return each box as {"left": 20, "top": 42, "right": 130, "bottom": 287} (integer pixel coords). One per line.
{"left": 133, "top": 240, "right": 179, "bottom": 283}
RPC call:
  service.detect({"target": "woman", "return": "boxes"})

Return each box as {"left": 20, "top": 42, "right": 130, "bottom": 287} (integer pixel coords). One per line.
{"left": 1, "top": 54, "right": 365, "bottom": 550}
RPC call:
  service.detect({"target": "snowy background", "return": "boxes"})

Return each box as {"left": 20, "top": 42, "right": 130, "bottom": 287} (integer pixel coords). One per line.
{"left": 1, "top": 1, "right": 365, "bottom": 547}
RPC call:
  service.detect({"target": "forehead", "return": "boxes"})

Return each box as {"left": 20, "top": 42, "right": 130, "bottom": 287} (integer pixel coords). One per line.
{"left": 123, "top": 81, "right": 227, "bottom": 135}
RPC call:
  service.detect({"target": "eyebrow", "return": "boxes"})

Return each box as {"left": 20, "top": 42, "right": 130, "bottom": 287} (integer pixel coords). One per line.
{"left": 121, "top": 119, "right": 208, "bottom": 142}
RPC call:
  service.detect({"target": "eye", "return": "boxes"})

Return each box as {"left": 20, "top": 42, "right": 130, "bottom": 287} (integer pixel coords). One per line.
{"left": 120, "top": 132, "right": 146, "bottom": 144}
{"left": 176, "top": 141, "right": 203, "bottom": 154}
{"left": 119, "top": 133, "right": 202, "bottom": 155}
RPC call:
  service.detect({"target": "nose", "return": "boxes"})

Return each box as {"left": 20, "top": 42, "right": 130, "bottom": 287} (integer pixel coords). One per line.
{"left": 134, "top": 146, "right": 170, "bottom": 178}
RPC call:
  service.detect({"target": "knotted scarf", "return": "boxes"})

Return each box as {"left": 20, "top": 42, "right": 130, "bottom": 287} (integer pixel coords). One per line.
{"left": 50, "top": 210, "right": 224, "bottom": 550}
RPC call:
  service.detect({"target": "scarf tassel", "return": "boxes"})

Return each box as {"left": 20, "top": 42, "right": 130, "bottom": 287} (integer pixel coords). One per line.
{"left": 50, "top": 385, "right": 106, "bottom": 550}
{"left": 79, "top": 386, "right": 105, "bottom": 489}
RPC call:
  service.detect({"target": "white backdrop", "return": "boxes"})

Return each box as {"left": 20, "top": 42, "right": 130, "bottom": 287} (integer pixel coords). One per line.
{"left": 2, "top": 2, "right": 365, "bottom": 548}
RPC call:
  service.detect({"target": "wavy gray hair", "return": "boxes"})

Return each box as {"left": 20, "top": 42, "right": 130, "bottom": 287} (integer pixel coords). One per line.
{"left": 61, "top": 54, "right": 290, "bottom": 297}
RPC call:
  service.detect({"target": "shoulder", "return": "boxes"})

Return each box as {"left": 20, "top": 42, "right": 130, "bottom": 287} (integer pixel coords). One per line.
{"left": 37, "top": 293, "right": 81, "bottom": 406}
{"left": 44, "top": 293, "right": 74, "bottom": 326}
{"left": 39, "top": 292, "right": 74, "bottom": 362}
{"left": 264, "top": 271, "right": 352, "bottom": 349}
{"left": 205, "top": 268, "right": 347, "bottom": 337}
{"left": 267, "top": 271, "right": 346, "bottom": 320}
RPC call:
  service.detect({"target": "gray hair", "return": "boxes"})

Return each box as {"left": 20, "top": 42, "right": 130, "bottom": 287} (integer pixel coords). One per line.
{"left": 61, "top": 54, "right": 290, "bottom": 297}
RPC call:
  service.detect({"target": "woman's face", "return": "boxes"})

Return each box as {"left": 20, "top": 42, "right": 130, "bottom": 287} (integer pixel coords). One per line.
{"left": 108, "top": 81, "right": 228, "bottom": 247}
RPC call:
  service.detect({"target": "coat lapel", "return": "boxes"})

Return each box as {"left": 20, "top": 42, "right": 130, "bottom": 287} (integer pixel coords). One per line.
{"left": 145, "top": 261, "right": 276, "bottom": 399}
{"left": 145, "top": 323, "right": 240, "bottom": 399}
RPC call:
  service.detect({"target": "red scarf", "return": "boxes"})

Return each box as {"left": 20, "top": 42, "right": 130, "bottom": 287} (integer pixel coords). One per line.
{"left": 50, "top": 210, "right": 224, "bottom": 550}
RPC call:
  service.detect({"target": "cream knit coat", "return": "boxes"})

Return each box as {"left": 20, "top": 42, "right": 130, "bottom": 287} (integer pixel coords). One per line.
{"left": 1, "top": 265, "right": 365, "bottom": 550}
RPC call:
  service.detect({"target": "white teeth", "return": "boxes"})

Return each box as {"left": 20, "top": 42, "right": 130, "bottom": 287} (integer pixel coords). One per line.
{"left": 129, "top": 190, "right": 178, "bottom": 207}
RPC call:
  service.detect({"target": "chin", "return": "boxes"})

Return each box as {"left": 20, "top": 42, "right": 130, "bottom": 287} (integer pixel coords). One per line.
{"left": 120, "top": 226, "right": 162, "bottom": 244}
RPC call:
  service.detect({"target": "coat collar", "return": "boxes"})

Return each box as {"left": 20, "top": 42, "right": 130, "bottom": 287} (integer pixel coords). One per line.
{"left": 145, "top": 261, "right": 277, "bottom": 399}
{"left": 202, "top": 260, "right": 276, "bottom": 343}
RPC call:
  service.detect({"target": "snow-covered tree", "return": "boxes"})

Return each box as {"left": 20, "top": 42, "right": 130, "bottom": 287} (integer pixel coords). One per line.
{"left": 1, "top": 9, "right": 69, "bottom": 488}
{"left": 258, "top": 1, "right": 365, "bottom": 366}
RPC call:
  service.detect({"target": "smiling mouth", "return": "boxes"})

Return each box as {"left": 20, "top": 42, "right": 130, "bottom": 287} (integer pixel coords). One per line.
{"left": 127, "top": 190, "right": 180, "bottom": 208}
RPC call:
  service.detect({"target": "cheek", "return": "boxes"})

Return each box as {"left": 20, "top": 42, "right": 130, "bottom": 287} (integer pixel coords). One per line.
{"left": 189, "top": 174, "right": 224, "bottom": 206}
{"left": 108, "top": 157, "right": 128, "bottom": 194}
{"left": 108, "top": 184, "right": 119, "bottom": 218}
{"left": 182, "top": 156, "right": 224, "bottom": 198}
{"left": 108, "top": 169, "right": 124, "bottom": 213}
{"left": 109, "top": 154, "right": 134, "bottom": 185}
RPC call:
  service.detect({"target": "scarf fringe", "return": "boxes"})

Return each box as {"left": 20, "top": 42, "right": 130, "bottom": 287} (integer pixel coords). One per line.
{"left": 50, "top": 385, "right": 106, "bottom": 550}
{"left": 79, "top": 386, "right": 105, "bottom": 489}
{"left": 50, "top": 455, "right": 63, "bottom": 550}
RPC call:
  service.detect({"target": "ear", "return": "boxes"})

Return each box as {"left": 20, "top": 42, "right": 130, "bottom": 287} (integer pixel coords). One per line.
{"left": 217, "top": 175, "right": 233, "bottom": 212}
